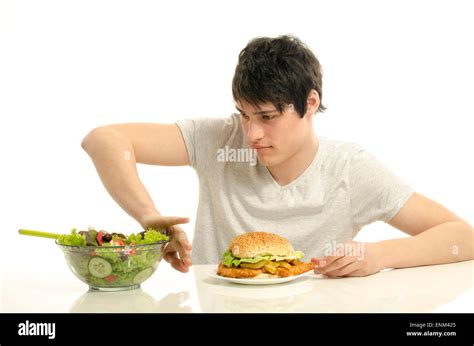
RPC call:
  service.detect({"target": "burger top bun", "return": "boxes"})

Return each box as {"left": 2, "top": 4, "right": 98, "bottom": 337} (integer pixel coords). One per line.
{"left": 228, "top": 231, "right": 294, "bottom": 258}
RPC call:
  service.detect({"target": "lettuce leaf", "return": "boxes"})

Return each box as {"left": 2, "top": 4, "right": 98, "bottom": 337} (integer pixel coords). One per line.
{"left": 124, "top": 228, "right": 169, "bottom": 245}
{"left": 221, "top": 249, "right": 304, "bottom": 267}
{"left": 57, "top": 228, "right": 86, "bottom": 246}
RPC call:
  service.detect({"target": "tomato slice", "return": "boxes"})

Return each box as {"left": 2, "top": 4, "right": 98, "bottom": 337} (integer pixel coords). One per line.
{"left": 105, "top": 274, "right": 117, "bottom": 282}
{"left": 97, "top": 231, "right": 105, "bottom": 246}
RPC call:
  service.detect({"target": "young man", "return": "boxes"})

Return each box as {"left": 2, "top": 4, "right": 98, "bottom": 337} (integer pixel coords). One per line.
{"left": 81, "top": 35, "right": 473, "bottom": 277}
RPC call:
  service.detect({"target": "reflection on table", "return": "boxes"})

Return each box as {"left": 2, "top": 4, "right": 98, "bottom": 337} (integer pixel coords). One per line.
{"left": 69, "top": 288, "right": 192, "bottom": 313}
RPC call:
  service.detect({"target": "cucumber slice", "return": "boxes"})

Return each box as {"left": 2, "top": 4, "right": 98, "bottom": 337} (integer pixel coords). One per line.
{"left": 132, "top": 267, "right": 154, "bottom": 285}
{"left": 88, "top": 257, "right": 113, "bottom": 278}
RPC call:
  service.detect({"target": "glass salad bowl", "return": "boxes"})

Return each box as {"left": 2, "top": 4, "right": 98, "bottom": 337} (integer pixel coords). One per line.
{"left": 56, "top": 240, "right": 169, "bottom": 291}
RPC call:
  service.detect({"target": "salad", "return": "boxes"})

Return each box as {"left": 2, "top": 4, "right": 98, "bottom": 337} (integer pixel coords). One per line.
{"left": 57, "top": 227, "right": 169, "bottom": 247}
{"left": 57, "top": 227, "right": 169, "bottom": 288}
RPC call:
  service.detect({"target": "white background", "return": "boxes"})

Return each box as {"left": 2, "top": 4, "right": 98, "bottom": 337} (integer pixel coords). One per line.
{"left": 1, "top": 0, "right": 473, "bottom": 309}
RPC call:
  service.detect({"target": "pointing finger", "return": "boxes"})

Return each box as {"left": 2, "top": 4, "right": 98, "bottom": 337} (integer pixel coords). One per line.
{"left": 161, "top": 216, "right": 190, "bottom": 227}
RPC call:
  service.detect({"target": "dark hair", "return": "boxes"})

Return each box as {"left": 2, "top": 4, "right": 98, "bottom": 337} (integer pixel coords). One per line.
{"left": 232, "top": 35, "right": 326, "bottom": 117}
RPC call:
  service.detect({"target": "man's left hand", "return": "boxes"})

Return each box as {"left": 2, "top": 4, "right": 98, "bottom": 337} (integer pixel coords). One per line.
{"left": 311, "top": 241, "right": 384, "bottom": 277}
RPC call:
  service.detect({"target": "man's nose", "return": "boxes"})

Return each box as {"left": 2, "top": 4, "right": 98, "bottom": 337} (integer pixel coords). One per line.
{"left": 246, "top": 120, "right": 264, "bottom": 141}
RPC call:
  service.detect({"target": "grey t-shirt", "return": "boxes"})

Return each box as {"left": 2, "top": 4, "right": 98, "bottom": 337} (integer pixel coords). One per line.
{"left": 176, "top": 113, "right": 415, "bottom": 264}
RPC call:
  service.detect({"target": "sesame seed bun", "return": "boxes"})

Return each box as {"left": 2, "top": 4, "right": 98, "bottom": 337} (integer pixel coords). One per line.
{"left": 228, "top": 232, "right": 294, "bottom": 258}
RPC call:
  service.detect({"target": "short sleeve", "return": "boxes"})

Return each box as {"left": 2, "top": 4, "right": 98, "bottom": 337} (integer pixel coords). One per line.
{"left": 175, "top": 115, "right": 239, "bottom": 173}
{"left": 349, "top": 148, "right": 415, "bottom": 228}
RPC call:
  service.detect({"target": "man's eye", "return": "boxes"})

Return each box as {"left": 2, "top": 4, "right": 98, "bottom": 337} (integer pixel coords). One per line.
{"left": 262, "top": 115, "right": 275, "bottom": 120}
{"left": 240, "top": 113, "right": 249, "bottom": 119}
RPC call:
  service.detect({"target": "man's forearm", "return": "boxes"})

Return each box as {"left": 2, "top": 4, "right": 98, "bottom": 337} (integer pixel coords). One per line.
{"left": 82, "top": 127, "right": 158, "bottom": 224}
{"left": 377, "top": 221, "right": 474, "bottom": 269}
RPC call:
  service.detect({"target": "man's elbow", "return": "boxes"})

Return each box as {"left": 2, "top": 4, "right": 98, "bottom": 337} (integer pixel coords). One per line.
{"left": 81, "top": 126, "right": 111, "bottom": 153}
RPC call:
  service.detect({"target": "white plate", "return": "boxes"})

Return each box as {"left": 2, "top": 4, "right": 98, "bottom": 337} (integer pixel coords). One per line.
{"left": 208, "top": 269, "right": 314, "bottom": 285}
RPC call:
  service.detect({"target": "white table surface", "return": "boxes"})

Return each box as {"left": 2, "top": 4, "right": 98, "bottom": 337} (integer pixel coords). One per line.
{"left": 2, "top": 260, "right": 473, "bottom": 313}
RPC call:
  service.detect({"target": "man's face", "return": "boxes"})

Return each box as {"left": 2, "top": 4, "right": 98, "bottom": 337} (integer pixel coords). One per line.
{"left": 236, "top": 100, "right": 314, "bottom": 168}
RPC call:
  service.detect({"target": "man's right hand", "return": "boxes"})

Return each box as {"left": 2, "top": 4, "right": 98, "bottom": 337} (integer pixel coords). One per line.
{"left": 140, "top": 214, "right": 192, "bottom": 273}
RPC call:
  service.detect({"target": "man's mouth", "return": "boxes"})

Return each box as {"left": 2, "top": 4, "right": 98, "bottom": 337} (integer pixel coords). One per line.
{"left": 251, "top": 145, "right": 272, "bottom": 150}
{"left": 252, "top": 146, "right": 272, "bottom": 153}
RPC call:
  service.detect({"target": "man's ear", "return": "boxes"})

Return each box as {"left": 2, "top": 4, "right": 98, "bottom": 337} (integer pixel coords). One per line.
{"left": 306, "top": 89, "right": 320, "bottom": 115}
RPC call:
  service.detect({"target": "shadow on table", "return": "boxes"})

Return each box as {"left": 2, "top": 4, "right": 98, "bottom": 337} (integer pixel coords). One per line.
{"left": 69, "top": 288, "right": 192, "bottom": 313}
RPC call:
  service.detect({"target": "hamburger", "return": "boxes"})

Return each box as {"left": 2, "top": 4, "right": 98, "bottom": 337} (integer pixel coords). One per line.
{"left": 217, "top": 232, "right": 315, "bottom": 279}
